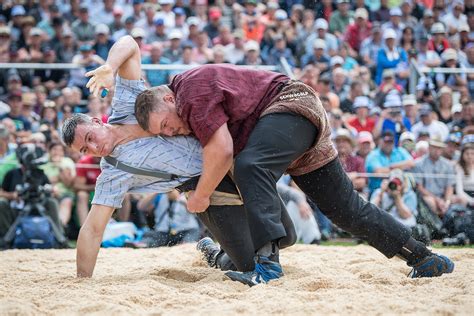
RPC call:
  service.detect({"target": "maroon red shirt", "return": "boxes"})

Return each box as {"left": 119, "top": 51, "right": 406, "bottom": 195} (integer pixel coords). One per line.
{"left": 169, "top": 64, "right": 288, "bottom": 154}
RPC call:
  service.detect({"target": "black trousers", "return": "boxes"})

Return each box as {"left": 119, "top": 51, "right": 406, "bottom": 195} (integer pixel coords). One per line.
{"left": 179, "top": 175, "right": 297, "bottom": 272}
{"left": 234, "top": 113, "right": 411, "bottom": 258}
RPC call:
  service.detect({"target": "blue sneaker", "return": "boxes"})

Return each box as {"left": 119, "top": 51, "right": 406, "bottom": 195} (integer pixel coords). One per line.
{"left": 196, "top": 237, "right": 220, "bottom": 268}
{"left": 225, "top": 255, "right": 283, "bottom": 287}
{"left": 408, "top": 254, "right": 454, "bottom": 278}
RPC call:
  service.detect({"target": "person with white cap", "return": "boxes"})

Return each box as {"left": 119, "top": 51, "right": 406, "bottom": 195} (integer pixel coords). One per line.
{"left": 360, "top": 22, "right": 383, "bottom": 69}
{"left": 334, "top": 128, "right": 367, "bottom": 194}
{"left": 413, "top": 135, "right": 456, "bottom": 216}
{"left": 93, "top": 24, "right": 114, "bottom": 61}
{"left": 411, "top": 103, "right": 449, "bottom": 141}
{"left": 300, "top": 38, "right": 330, "bottom": 69}
{"left": 399, "top": 131, "right": 416, "bottom": 155}
{"left": 441, "top": 0, "right": 467, "bottom": 35}
{"left": 347, "top": 95, "right": 376, "bottom": 133}
{"left": 435, "top": 49, "right": 468, "bottom": 91}
{"left": 402, "top": 94, "right": 418, "bottom": 126}
{"left": 428, "top": 22, "right": 449, "bottom": 55}
{"left": 436, "top": 86, "right": 454, "bottom": 124}
{"left": 375, "top": 28, "right": 408, "bottom": 84}
{"left": 329, "top": 0, "right": 354, "bottom": 38}
{"left": 344, "top": 8, "right": 371, "bottom": 52}
{"left": 304, "top": 18, "right": 339, "bottom": 57}
{"left": 162, "top": 30, "right": 183, "bottom": 63}
{"left": 374, "top": 92, "right": 412, "bottom": 145}
{"left": 381, "top": 7, "right": 405, "bottom": 41}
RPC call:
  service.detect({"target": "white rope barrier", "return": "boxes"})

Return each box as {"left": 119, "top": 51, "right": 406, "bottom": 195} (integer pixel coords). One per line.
{"left": 0, "top": 62, "right": 279, "bottom": 71}
{"left": 0, "top": 161, "right": 460, "bottom": 179}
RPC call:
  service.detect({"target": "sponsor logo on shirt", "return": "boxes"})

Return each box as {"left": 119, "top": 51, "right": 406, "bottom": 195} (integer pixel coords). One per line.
{"left": 279, "top": 91, "right": 309, "bottom": 100}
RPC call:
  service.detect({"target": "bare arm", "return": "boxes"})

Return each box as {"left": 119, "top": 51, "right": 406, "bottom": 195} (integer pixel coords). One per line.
{"left": 187, "top": 123, "right": 234, "bottom": 212}
{"left": 85, "top": 35, "right": 141, "bottom": 96}
{"left": 76, "top": 204, "right": 115, "bottom": 277}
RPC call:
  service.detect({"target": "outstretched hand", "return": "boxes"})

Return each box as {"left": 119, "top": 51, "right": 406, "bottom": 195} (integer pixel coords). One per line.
{"left": 85, "top": 64, "right": 114, "bottom": 97}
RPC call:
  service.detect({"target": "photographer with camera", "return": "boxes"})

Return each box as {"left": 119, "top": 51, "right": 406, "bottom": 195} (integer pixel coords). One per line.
{"left": 370, "top": 169, "right": 418, "bottom": 229}
{"left": 0, "top": 142, "right": 65, "bottom": 247}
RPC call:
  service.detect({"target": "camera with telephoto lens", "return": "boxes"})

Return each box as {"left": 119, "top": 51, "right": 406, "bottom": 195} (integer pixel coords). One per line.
{"left": 15, "top": 143, "right": 51, "bottom": 205}
{"left": 388, "top": 177, "right": 402, "bottom": 191}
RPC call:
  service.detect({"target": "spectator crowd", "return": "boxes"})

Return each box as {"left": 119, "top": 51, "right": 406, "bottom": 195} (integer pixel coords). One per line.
{"left": 0, "top": 0, "right": 473, "bottom": 246}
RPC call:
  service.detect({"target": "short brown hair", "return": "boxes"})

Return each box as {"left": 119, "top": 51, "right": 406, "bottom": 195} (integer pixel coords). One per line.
{"left": 134, "top": 85, "right": 171, "bottom": 131}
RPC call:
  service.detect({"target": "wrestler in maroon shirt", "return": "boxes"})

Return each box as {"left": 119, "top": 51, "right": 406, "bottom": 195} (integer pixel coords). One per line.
{"left": 134, "top": 64, "right": 454, "bottom": 286}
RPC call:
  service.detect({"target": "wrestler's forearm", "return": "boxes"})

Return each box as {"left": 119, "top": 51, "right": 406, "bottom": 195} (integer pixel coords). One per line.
{"left": 76, "top": 204, "right": 114, "bottom": 277}
{"left": 195, "top": 124, "right": 234, "bottom": 199}
{"left": 106, "top": 35, "right": 140, "bottom": 76}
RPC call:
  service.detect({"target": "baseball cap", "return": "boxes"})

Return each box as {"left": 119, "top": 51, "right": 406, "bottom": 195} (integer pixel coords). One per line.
{"left": 383, "top": 28, "right": 397, "bottom": 40}
{"left": 419, "top": 103, "right": 433, "bottom": 116}
{"left": 79, "top": 43, "right": 93, "bottom": 51}
{"left": 355, "top": 8, "right": 368, "bottom": 20}
{"left": 315, "top": 18, "right": 328, "bottom": 30}
{"left": 382, "top": 68, "right": 395, "bottom": 79}
{"left": 131, "top": 27, "right": 146, "bottom": 38}
{"left": 125, "top": 16, "right": 136, "bottom": 24}
{"left": 330, "top": 55, "right": 344, "bottom": 67}
{"left": 441, "top": 48, "right": 458, "bottom": 62}
{"left": 389, "top": 8, "right": 402, "bottom": 16}
{"left": 173, "top": 7, "right": 186, "bottom": 16}
{"left": 168, "top": 30, "right": 183, "bottom": 40}
{"left": 95, "top": 23, "right": 110, "bottom": 35}
{"left": 209, "top": 8, "right": 222, "bottom": 20}
{"left": 400, "top": 131, "right": 415, "bottom": 143}
{"left": 384, "top": 93, "right": 402, "bottom": 108}
{"left": 267, "top": 2, "right": 279, "bottom": 10}
{"left": 402, "top": 94, "right": 417, "bottom": 106}
{"left": 423, "top": 9, "right": 434, "bottom": 17}
{"left": 458, "top": 23, "right": 470, "bottom": 33}
{"left": 245, "top": 40, "right": 260, "bottom": 52}
{"left": 451, "top": 103, "right": 463, "bottom": 114}
{"left": 8, "top": 90, "right": 22, "bottom": 100}
{"left": 275, "top": 9, "right": 288, "bottom": 20}
{"left": 79, "top": 4, "right": 89, "bottom": 12}
{"left": 353, "top": 96, "right": 371, "bottom": 109}
{"left": 11, "top": 5, "right": 26, "bottom": 17}
{"left": 431, "top": 22, "right": 445, "bottom": 34}
{"left": 0, "top": 26, "right": 11, "bottom": 36}
{"left": 133, "top": 0, "right": 145, "bottom": 4}
{"left": 358, "top": 131, "right": 374, "bottom": 144}
{"left": 187, "top": 16, "right": 200, "bottom": 26}
{"left": 154, "top": 18, "right": 165, "bottom": 26}
{"left": 113, "top": 7, "right": 124, "bottom": 16}
{"left": 382, "top": 130, "right": 395, "bottom": 141}
{"left": 438, "top": 86, "right": 452, "bottom": 96}
{"left": 313, "top": 38, "right": 326, "bottom": 50}
{"left": 232, "top": 29, "right": 244, "bottom": 39}
{"left": 30, "top": 27, "right": 43, "bottom": 37}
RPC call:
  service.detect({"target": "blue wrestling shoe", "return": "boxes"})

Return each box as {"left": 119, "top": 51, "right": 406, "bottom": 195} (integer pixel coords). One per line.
{"left": 225, "top": 255, "right": 283, "bottom": 287}
{"left": 196, "top": 237, "right": 220, "bottom": 268}
{"left": 408, "top": 254, "right": 454, "bottom": 278}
